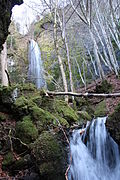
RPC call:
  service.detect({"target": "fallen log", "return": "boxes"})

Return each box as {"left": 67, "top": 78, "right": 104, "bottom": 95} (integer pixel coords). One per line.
{"left": 47, "top": 91, "right": 120, "bottom": 98}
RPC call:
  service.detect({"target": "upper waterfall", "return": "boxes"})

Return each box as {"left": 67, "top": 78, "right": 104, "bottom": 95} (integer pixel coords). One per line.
{"left": 28, "top": 39, "right": 46, "bottom": 89}
{"left": 69, "top": 117, "right": 120, "bottom": 180}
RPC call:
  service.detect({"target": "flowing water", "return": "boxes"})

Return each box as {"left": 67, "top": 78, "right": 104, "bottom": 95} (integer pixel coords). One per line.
{"left": 69, "top": 117, "right": 120, "bottom": 180}
{"left": 28, "top": 39, "right": 46, "bottom": 89}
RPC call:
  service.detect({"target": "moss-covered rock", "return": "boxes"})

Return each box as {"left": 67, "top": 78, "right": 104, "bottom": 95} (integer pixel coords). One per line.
{"left": 54, "top": 100, "right": 78, "bottom": 123}
{"left": 13, "top": 96, "right": 36, "bottom": 116}
{"left": 94, "top": 100, "right": 107, "bottom": 117}
{"left": 31, "top": 131, "right": 66, "bottom": 178}
{"left": 75, "top": 97, "right": 94, "bottom": 118}
{"left": 0, "top": 86, "right": 18, "bottom": 104}
{"left": 31, "top": 96, "right": 42, "bottom": 107}
{"left": 36, "top": 96, "right": 78, "bottom": 124}
{"left": 16, "top": 116, "right": 38, "bottom": 144}
{"left": 77, "top": 110, "right": 92, "bottom": 126}
{"left": 30, "top": 106, "right": 69, "bottom": 132}
{"left": 2, "top": 152, "right": 14, "bottom": 168}
{"left": 107, "top": 103, "right": 120, "bottom": 145}
{"left": 96, "top": 80, "right": 112, "bottom": 93}
{"left": 0, "top": 112, "right": 7, "bottom": 121}
{"left": 15, "top": 96, "right": 28, "bottom": 108}
{"left": 78, "top": 111, "right": 91, "bottom": 120}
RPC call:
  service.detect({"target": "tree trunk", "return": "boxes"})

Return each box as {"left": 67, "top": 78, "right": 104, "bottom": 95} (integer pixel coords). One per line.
{"left": 53, "top": 0, "right": 68, "bottom": 102}
{"left": 1, "top": 42, "right": 8, "bottom": 86}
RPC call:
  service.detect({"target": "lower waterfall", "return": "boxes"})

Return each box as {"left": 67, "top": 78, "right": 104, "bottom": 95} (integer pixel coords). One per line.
{"left": 69, "top": 117, "right": 120, "bottom": 180}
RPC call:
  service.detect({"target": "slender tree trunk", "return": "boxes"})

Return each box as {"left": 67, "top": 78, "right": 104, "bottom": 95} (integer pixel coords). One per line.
{"left": 57, "top": 9, "right": 74, "bottom": 100}
{"left": 64, "top": 31, "right": 74, "bottom": 100}
{"left": 53, "top": 0, "right": 68, "bottom": 102}
{"left": 89, "top": 29, "right": 105, "bottom": 79}
{"left": 1, "top": 42, "right": 8, "bottom": 86}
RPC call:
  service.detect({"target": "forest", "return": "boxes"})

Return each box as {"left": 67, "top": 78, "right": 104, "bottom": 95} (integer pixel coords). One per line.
{"left": 0, "top": 0, "right": 120, "bottom": 179}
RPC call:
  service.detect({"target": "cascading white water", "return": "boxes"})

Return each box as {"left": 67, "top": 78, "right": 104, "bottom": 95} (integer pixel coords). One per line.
{"left": 69, "top": 117, "right": 120, "bottom": 180}
{"left": 28, "top": 39, "right": 46, "bottom": 89}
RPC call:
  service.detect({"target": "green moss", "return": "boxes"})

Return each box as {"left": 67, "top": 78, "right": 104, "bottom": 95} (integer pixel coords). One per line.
{"left": 0, "top": 86, "right": 17, "bottom": 104}
{"left": 75, "top": 97, "right": 94, "bottom": 117}
{"left": 38, "top": 97, "right": 78, "bottom": 124}
{"left": 39, "top": 162, "right": 55, "bottom": 175}
{"left": 15, "top": 96, "right": 28, "bottom": 108}
{"left": 19, "top": 83, "right": 36, "bottom": 92}
{"left": 78, "top": 111, "right": 91, "bottom": 120}
{"left": 31, "top": 96, "right": 42, "bottom": 107}
{"left": 32, "top": 131, "right": 62, "bottom": 160}
{"left": 54, "top": 100, "right": 78, "bottom": 123}
{"left": 16, "top": 116, "right": 38, "bottom": 144}
{"left": 94, "top": 100, "right": 107, "bottom": 117}
{"left": 31, "top": 106, "right": 69, "bottom": 131}
{"left": 96, "top": 80, "right": 112, "bottom": 93}
{"left": 55, "top": 115, "right": 69, "bottom": 128}
{"left": 31, "top": 131, "right": 64, "bottom": 176}
{"left": 0, "top": 112, "right": 7, "bottom": 121}
{"left": 2, "top": 152, "right": 14, "bottom": 167}
{"left": 12, "top": 157, "right": 27, "bottom": 170}
{"left": 14, "top": 96, "right": 36, "bottom": 116}
{"left": 31, "top": 106, "right": 54, "bottom": 122}
{"left": 109, "top": 103, "right": 120, "bottom": 121}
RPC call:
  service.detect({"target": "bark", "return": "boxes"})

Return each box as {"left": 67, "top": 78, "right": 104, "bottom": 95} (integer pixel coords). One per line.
{"left": 53, "top": 0, "right": 68, "bottom": 102}
{"left": 47, "top": 91, "right": 120, "bottom": 98}
{"left": 57, "top": 9, "right": 74, "bottom": 100}
{"left": 1, "top": 42, "right": 8, "bottom": 86}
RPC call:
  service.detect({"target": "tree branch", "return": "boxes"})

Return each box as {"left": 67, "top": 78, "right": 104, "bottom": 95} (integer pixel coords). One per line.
{"left": 47, "top": 91, "right": 120, "bottom": 98}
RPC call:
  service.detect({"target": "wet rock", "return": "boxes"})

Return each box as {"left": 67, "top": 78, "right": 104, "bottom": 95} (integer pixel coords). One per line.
{"left": 107, "top": 103, "right": 120, "bottom": 146}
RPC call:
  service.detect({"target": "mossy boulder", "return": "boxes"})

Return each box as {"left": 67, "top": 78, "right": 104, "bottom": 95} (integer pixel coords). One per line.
{"left": 77, "top": 111, "right": 91, "bottom": 125}
{"left": 0, "top": 112, "right": 7, "bottom": 121}
{"left": 2, "top": 152, "right": 14, "bottom": 168}
{"left": 16, "top": 116, "right": 38, "bottom": 144}
{"left": 13, "top": 96, "right": 36, "bottom": 116}
{"left": 30, "top": 106, "right": 69, "bottom": 132}
{"left": 107, "top": 103, "right": 120, "bottom": 145}
{"left": 0, "top": 86, "right": 18, "bottom": 104}
{"left": 54, "top": 100, "right": 78, "bottom": 123}
{"left": 18, "top": 83, "right": 37, "bottom": 97}
{"left": 15, "top": 96, "right": 28, "bottom": 108}
{"left": 35, "top": 96, "right": 78, "bottom": 124}
{"left": 94, "top": 100, "right": 107, "bottom": 117}
{"left": 31, "top": 131, "right": 66, "bottom": 178}
{"left": 75, "top": 97, "right": 94, "bottom": 118}
{"left": 31, "top": 96, "right": 42, "bottom": 107}
{"left": 96, "top": 80, "right": 112, "bottom": 93}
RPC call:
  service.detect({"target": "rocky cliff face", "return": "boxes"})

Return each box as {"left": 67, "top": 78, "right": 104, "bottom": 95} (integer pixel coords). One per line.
{"left": 0, "top": 0, "right": 23, "bottom": 52}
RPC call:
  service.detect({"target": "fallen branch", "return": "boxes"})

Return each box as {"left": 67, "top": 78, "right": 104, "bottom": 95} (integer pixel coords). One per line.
{"left": 47, "top": 91, "right": 120, "bottom": 98}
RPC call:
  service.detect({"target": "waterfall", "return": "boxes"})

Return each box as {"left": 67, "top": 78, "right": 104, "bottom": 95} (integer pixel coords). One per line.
{"left": 28, "top": 39, "right": 46, "bottom": 89}
{"left": 69, "top": 117, "right": 120, "bottom": 180}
